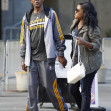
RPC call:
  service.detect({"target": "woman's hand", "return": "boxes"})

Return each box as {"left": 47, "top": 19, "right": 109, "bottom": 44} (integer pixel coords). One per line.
{"left": 76, "top": 37, "right": 85, "bottom": 45}
{"left": 76, "top": 37, "right": 93, "bottom": 49}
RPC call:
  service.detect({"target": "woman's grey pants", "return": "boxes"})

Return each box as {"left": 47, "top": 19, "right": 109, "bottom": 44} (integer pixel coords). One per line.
{"left": 27, "top": 60, "right": 68, "bottom": 111}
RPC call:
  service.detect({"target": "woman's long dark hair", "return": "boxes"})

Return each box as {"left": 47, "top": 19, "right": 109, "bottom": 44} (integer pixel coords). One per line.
{"left": 79, "top": 2, "right": 98, "bottom": 28}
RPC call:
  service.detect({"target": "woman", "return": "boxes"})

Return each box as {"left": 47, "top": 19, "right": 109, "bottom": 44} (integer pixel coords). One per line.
{"left": 69, "top": 2, "right": 102, "bottom": 111}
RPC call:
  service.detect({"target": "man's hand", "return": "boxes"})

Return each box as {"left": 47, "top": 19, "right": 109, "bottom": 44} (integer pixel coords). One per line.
{"left": 58, "top": 56, "right": 67, "bottom": 68}
{"left": 21, "top": 62, "right": 27, "bottom": 72}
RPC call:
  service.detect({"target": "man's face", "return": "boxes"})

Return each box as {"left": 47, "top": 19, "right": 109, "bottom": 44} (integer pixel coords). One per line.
{"left": 30, "top": 0, "right": 44, "bottom": 8}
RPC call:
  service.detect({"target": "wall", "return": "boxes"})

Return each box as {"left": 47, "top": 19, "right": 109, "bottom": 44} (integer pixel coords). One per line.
{"left": 1, "top": 0, "right": 31, "bottom": 39}
{"left": 74, "top": 0, "right": 111, "bottom": 37}
{"left": 58, "top": 0, "right": 74, "bottom": 35}
{"left": 1, "top": 0, "right": 111, "bottom": 39}
{"left": 2, "top": 0, "right": 31, "bottom": 27}
{"left": 44, "top": 0, "right": 111, "bottom": 37}
{"left": 91, "top": 0, "right": 111, "bottom": 37}
{"left": 0, "top": 1, "right": 1, "bottom": 39}
{"left": 0, "top": 41, "right": 5, "bottom": 77}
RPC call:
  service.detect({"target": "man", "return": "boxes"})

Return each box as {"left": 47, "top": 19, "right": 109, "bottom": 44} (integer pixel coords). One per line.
{"left": 20, "top": 0, "right": 69, "bottom": 111}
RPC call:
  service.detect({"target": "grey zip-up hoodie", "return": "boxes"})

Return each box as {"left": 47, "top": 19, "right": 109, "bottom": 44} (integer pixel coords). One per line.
{"left": 20, "top": 7, "right": 66, "bottom": 66}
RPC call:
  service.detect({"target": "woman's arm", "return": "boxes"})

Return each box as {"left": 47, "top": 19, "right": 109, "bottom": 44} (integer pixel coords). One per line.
{"left": 76, "top": 26, "right": 101, "bottom": 51}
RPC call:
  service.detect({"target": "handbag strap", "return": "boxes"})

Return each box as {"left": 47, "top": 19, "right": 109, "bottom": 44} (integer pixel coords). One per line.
{"left": 78, "top": 42, "right": 82, "bottom": 63}
{"left": 72, "top": 40, "right": 81, "bottom": 64}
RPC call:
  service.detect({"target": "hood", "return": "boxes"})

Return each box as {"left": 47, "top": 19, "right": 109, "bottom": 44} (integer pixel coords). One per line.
{"left": 25, "top": 7, "right": 51, "bottom": 23}
{"left": 70, "top": 19, "right": 89, "bottom": 34}
{"left": 70, "top": 19, "right": 79, "bottom": 32}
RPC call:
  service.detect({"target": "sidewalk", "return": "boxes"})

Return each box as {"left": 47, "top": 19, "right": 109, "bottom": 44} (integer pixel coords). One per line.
{"left": 0, "top": 82, "right": 111, "bottom": 111}
{"left": 98, "top": 83, "right": 111, "bottom": 111}
{"left": 0, "top": 69, "right": 111, "bottom": 111}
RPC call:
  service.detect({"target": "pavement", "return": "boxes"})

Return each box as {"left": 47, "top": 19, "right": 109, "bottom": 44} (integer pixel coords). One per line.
{"left": 0, "top": 69, "right": 111, "bottom": 111}
{"left": 0, "top": 83, "right": 111, "bottom": 111}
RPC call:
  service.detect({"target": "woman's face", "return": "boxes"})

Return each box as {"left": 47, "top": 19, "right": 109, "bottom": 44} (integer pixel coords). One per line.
{"left": 74, "top": 4, "right": 84, "bottom": 20}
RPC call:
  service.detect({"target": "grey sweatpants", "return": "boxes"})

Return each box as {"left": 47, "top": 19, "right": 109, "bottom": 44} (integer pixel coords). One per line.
{"left": 27, "top": 60, "right": 68, "bottom": 111}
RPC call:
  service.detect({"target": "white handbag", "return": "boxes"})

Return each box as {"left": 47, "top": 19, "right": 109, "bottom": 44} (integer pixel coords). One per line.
{"left": 67, "top": 40, "right": 86, "bottom": 84}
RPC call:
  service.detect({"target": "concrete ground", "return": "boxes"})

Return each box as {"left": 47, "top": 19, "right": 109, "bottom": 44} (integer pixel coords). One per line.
{"left": 0, "top": 69, "right": 111, "bottom": 111}
{"left": 0, "top": 83, "right": 111, "bottom": 111}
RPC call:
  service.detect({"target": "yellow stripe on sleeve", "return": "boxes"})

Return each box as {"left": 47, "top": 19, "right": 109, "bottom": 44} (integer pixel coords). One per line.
{"left": 20, "top": 18, "right": 25, "bottom": 47}
{"left": 54, "top": 12, "right": 64, "bottom": 42}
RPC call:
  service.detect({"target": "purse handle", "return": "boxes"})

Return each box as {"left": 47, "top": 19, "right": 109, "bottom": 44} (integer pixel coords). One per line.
{"left": 72, "top": 39, "right": 82, "bottom": 64}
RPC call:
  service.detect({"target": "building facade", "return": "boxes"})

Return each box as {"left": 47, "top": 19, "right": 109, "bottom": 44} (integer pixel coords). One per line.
{"left": 1, "top": 0, "right": 111, "bottom": 40}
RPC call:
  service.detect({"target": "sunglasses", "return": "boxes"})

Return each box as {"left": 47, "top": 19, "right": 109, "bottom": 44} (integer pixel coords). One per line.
{"left": 75, "top": 8, "right": 80, "bottom": 12}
